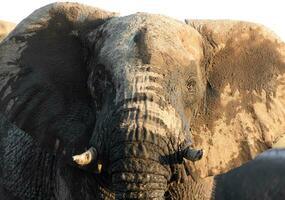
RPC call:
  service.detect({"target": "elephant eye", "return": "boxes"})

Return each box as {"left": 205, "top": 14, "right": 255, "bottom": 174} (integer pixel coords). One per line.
{"left": 88, "top": 64, "right": 113, "bottom": 110}
{"left": 186, "top": 79, "right": 196, "bottom": 92}
{"left": 94, "top": 64, "right": 112, "bottom": 87}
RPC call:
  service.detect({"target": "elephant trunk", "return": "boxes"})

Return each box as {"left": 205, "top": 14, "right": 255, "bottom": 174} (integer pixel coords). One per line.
{"left": 110, "top": 133, "right": 169, "bottom": 199}
{"left": 104, "top": 63, "right": 197, "bottom": 198}
{"left": 111, "top": 157, "right": 168, "bottom": 199}
{"left": 107, "top": 92, "right": 181, "bottom": 198}
{"left": 85, "top": 67, "right": 194, "bottom": 198}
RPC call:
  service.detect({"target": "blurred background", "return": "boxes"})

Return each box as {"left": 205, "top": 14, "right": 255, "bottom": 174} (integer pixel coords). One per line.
{"left": 0, "top": 0, "right": 284, "bottom": 40}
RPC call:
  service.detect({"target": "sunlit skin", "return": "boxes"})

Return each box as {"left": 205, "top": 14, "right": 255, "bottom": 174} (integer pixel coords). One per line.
{"left": 0, "top": 2, "right": 285, "bottom": 200}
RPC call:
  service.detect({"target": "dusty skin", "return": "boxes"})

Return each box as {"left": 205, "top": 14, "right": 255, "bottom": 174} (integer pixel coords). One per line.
{"left": 186, "top": 19, "right": 285, "bottom": 178}
{"left": 0, "top": 2, "right": 285, "bottom": 200}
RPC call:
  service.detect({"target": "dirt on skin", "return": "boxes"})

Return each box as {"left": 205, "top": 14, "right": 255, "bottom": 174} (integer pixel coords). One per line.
{"left": 1, "top": 4, "right": 285, "bottom": 197}
{"left": 273, "top": 134, "right": 285, "bottom": 148}
{"left": 185, "top": 20, "right": 285, "bottom": 178}
{"left": 0, "top": 20, "right": 15, "bottom": 41}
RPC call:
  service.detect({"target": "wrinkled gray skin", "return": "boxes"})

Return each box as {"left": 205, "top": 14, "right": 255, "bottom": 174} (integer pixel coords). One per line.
{"left": 86, "top": 10, "right": 205, "bottom": 199}
{"left": 167, "top": 148, "right": 285, "bottom": 200}
{"left": 1, "top": 2, "right": 284, "bottom": 200}
{"left": 2, "top": 113, "right": 285, "bottom": 200}
{"left": 0, "top": 3, "right": 204, "bottom": 199}
{"left": 213, "top": 148, "right": 285, "bottom": 200}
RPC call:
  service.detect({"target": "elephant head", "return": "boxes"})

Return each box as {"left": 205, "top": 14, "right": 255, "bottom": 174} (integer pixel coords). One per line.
{"left": 74, "top": 13, "right": 207, "bottom": 198}
{"left": 1, "top": 2, "right": 285, "bottom": 200}
{"left": 0, "top": 3, "right": 204, "bottom": 199}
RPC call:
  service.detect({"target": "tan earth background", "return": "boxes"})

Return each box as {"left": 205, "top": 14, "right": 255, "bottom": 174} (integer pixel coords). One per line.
{"left": 0, "top": 20, "right": 15, "bottom": 41}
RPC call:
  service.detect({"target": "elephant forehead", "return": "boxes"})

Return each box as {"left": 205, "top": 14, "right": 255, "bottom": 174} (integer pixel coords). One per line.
{"left": 96, "top": 13, "right": 203, "bottom": 68}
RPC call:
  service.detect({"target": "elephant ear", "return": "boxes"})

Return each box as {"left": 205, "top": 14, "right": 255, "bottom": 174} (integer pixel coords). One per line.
{"left": 0, "top": 112, "right": 114, "bottom": 199}
{"left": 0, "top": 2, "right": 117, "bottom": 157}
{"left": 185, "top": 20, "right": 285, "bottom": 177}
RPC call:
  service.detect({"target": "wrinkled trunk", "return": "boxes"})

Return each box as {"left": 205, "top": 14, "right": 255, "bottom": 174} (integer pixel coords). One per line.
{"left": 109, "top": 114, "right": 171, "bottom": 199}
{"left": 92, "top": 67, "right": 191, "bottom": 198}
{"left": 112, "top": 158, "right": 168, "bottom": 199}
{"left": 108, "top": 95, "right": 179, "bottom": 199}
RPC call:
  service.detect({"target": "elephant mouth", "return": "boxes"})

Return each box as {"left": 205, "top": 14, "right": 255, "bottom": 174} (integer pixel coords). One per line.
{"left": 71, "top": 93, "right": 204, "bottom": 198}
{"left": 72, "top": 124, "right": 203, "bottom": 199}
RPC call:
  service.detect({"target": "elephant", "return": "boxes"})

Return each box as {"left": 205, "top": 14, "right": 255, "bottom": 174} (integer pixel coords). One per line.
{"left": 0, "top": 20, "right": 15, "bottom": 42}
{"left": 0, "top": 2, "right": 285, "bottom": 199}
{"left": 2, "top": 113, "right": 285, "bottom": 200}
{"left": 183, "top": 19, "right": 285, "bottom": 178}
{"left": 167, "top": 148, "right": 285, "bottom": 200}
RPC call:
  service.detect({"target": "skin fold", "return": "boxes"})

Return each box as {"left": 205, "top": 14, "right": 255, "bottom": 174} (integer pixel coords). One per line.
{"left": 0, "top": 2, "right": 285, "bottom": 200}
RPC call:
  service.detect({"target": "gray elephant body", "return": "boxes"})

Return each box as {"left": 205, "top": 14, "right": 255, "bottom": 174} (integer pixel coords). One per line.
{"left": 0, "top": 2, "right": 285, "bottom": 200}
{"left": 214, "top": 148, "right": 285, "bottom": 200}
{"left": 168, "top": 148, "right": 285, "bottom": 200}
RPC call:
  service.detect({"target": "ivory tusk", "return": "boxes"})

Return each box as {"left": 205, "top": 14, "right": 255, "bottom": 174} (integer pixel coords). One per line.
{"left": 72, "top": 147, "right": 97, "bottom": 166}
{"left": 96, "top": 163, "right": 102, "bottom": 174}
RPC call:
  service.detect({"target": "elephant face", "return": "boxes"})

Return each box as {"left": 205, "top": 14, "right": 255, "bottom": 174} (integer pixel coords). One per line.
{"left": 91, "top": 14, "right": 205, "bottom": 116}
{"left": 83, "top": 14, "right": 206, "bottom": 198}
{"left": 0, "top": 4, "right": 205, "bottom": 199}
{"left": 5, "top": 3, "right": 285, "bottom": 200}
